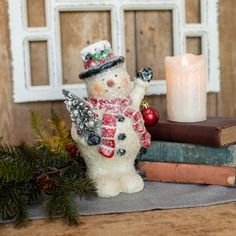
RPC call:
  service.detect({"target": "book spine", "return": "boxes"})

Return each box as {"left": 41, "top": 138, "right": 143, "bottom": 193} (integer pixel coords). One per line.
{"left": 147, "top": 124, "right": 222, "bottom": 147}
{"left": 138, "top": 162, "right": 236, "bottom": 187}
{"left": 138, "top": 141, "right": 236, "bottom": 166}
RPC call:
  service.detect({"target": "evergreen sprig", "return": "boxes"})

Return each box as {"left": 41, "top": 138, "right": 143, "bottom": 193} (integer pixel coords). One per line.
{"left": 0, "top": 143, "right": 97, "bottom": 227}
{"left": 46, "top": 190, "right": 78, "bottom": 225}
{"left": 30, "top": 109, "right": 75, "bottom": 152}
{"left": 0, "top": 181, "right": 37, "bottom": 227}
{"left": 11, "top": 190, "right": 28, "bottom": 227}
{"left": 0, "top": 109, "right": 97, "bottom": 227}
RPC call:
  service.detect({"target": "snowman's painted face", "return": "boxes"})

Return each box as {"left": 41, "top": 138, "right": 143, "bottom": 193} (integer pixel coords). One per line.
{"left": 85, "top": 65, "right": 133, "bottom": 99}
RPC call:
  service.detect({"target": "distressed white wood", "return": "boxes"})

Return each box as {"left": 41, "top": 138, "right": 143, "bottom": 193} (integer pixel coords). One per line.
{"left": 8, "top": 0, "right": 219, "bottom": 102}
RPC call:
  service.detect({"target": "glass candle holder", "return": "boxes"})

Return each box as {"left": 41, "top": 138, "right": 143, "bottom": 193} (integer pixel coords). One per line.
{"left": 165, "top": 53, "right": 206, "bottom": 122}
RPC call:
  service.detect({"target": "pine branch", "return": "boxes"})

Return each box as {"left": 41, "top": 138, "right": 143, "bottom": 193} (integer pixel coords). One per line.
{"left": 0, "top": 185, "right": 17, "bottom": 219}
{"left": 48, "top": 109, "right": 75, "bottom": 151}
{"left": 14, "top": 143, "right": 38, "bottom": 161}
{"left": 30, "top": 109, "right": 44, "bottom": 137}
{"left": 49, "top": 172, "right": 97, "bottom": 200}
{"left": 49, "top": 109, "right": 65, "bottom": 138}
{"left": 30, "top": 110, "right": 55, "bottom": 149}
{"left": 60, "top": 162, "right": 85, "bottom": 178}
{"left": 0, "top": 185, "right": 30, "bottom": 227}
{"left": 0, "top": 160, "right": 33, "bottom": 183}
{"left": 46, "top": 191, "right": 78, "bottom": 225}
{"left": 0, "top": 144, "right": 17, "bottom": 159}
{"left": 33, "top": 147, "right": 71, "bottom": 172}
{"left": 0, "top": 143, "right": 40, "bottom": 162}
{"left": 30, "top": 109, "right": 75, "bottom": 153}
{"left": 72, "top": 177, "right": 97, "bottom": 199}
{"left": 0, "top": 144, "right": 36, "bottom": 183}
{"left": 12, "top": 191, "right": 28, "bottom": 227}
{"left": 0, "top": 110, "right": 97, "bottom": 227}
{"left": 45, "top": 169, "right": 97, "bottom": 225}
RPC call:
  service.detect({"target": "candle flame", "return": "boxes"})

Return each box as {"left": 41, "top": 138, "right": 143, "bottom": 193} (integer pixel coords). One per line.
{"left": 181, "top": 56, "right": 189, "bottom": 66}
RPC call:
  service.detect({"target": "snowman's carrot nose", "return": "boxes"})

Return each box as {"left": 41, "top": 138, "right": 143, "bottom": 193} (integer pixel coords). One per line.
{"left": 107, "top": 79, "right": 115, "bottom": 87}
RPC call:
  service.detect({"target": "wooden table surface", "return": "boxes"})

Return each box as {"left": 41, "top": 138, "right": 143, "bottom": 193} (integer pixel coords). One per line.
{"left": 1, "top": 202, "right": 236, "bottom": 236}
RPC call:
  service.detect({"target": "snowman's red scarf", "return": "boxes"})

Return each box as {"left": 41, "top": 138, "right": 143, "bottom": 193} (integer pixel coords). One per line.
{"left": 87, "top": 96, "right": 151, "bottom": 158}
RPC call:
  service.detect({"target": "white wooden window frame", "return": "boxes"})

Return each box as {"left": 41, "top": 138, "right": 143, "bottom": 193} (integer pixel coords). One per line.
{"left": 8, "top": 0, "right": 219, "bottom": 102}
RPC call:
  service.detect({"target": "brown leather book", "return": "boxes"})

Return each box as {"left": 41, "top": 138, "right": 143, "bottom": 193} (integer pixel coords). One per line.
{"left": 138, "top": 162, "right": 236, "bottom": 187}
{"left": 147, "top": 117, "right": 236, "bottom": 147}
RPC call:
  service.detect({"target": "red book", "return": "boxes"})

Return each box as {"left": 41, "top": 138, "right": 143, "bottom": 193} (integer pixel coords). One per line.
{"left": 147, "top": 117, "right": 236, "bottom": 147}
{"left": 138, "top": 162, "right": 236, "bottom": 187}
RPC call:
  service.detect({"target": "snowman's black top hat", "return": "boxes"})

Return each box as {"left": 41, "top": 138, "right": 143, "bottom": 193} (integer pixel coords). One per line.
{"left": 79, "top": 40, "right": 125, "bottom": 80}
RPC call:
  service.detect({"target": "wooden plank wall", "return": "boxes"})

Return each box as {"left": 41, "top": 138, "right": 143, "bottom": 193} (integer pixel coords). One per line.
{"left": 0, "top": 0, "right": 236, "bottom": 144}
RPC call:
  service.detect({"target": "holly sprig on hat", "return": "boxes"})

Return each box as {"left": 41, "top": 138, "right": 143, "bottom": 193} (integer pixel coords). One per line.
{"left": 83, "top": 49, "right": 111, "bottom": 62}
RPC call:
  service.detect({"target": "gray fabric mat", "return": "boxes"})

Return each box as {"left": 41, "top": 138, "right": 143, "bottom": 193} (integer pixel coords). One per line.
{"left": 25, "top": 181, "right": 236, "bottom": 220}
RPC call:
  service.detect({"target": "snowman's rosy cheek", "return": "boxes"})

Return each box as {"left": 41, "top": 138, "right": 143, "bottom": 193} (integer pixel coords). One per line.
{"left": 122, "top": 76, "right": 129, "bottom": 85}
{"left": 90, "top": 82, "right": 105, "bottom": 94}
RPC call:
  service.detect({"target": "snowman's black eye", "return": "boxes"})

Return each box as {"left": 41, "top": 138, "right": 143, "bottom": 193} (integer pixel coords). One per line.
{"left": 115, "top": 74, "right": 118, "bottom": 77}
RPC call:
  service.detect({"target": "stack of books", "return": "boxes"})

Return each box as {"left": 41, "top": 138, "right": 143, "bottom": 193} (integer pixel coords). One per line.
{"left": 138, "top": 117, "right": 236, "bottom": 187}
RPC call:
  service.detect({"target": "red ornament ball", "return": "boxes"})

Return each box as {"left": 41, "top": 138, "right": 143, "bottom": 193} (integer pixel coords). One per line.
{"left": 142, "top": 107, "right": 160, "bottom": 126}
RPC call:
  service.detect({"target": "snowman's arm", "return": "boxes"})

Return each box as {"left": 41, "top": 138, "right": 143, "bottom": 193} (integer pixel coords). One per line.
{"left": 130, "top": 79, "right": 149, "bottom": 109}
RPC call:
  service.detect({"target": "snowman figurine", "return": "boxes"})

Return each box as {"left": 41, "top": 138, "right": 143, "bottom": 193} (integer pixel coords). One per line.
{"left": 63, "top": 40, "right": 152, "bottom": 197}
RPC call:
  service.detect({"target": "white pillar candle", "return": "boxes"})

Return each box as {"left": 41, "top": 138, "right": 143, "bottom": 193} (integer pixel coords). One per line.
{"left": 165, "top": 53, "right": 206, "bottom": 122}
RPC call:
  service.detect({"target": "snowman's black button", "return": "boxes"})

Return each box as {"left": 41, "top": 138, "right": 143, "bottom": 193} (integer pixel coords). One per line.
{"left": 116, "top": 115, "right": 125, "bottom": 122}
{"left": 117, "top": 148, "right": 126, "bottom": 156}
{"left": 118, "top": 133, "right": 126, "bottom": 140}
{"left": 87, "top": 132, "right": 101, "bottom": 146}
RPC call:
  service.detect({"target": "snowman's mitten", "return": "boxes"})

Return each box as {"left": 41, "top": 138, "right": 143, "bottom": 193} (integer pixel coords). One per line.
{"left": 136, "top": 68, "right": 153, "bottom": 82}
{"left": 87, "top": 131, "right": 101, "bottom": 146}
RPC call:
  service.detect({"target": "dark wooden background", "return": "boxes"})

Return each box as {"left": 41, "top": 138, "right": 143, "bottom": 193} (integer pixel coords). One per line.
{"left": 0, "top": 0, "right": 235, "bottom": 144}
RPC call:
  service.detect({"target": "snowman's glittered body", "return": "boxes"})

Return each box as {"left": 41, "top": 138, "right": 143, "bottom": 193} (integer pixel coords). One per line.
{"left": 63, "top": 41, "right": 152, "bottom": 197}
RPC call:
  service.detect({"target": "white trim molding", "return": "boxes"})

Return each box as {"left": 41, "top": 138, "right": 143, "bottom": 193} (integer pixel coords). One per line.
{"left": 8, "top": 0, "right": 219, "bottom": 102}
